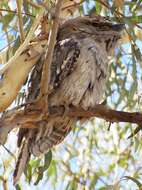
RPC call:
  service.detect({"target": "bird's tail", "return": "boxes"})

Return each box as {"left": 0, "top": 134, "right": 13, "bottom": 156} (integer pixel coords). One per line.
{"left": 30, "top": 117, "right": 75, "bottom": 156}
{"left": 14, "top": 117, "right": 75, "bottom": 184}
{"left": 13, "top": 137, "right": 30, "bottom": 185}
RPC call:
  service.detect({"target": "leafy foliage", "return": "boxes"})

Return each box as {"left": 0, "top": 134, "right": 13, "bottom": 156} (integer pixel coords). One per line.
{"left": 0, "top": 0, "right": 142, "bottom": 189}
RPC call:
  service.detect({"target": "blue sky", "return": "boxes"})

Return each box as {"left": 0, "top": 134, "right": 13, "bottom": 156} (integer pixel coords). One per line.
{"left": 0, "top": 24, "right": 7, "bottom": 50}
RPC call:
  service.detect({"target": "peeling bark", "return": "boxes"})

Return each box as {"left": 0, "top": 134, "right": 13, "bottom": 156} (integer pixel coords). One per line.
{"left": 0, "top": 40, "right": 47, "bottom": 112}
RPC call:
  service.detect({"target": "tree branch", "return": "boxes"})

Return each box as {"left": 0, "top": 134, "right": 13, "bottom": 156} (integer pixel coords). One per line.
{"left": 0, "top": 41, "right": 47, "bottom": 112}
{"left": 2, "top": 104, "right": 142, "bottom": 130}
{"left": 39, "top": 0, "right": 63, "bottom": 113}
{"left": 48, "top": 105, "right": 142, "bottom": 125}
{"left": 0, "top": 9, "right": 46, "bottom": 112}
{"left": 0, "top": 104, "right": 142, "bottom": 144}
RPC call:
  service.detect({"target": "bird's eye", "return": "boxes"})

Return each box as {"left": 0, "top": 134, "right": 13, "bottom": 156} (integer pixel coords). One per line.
{"left": 98, "top": 26, "right": 109, "bottom": 31}
{"left": 92, "top": 23, "right": 110, "bottom": 31}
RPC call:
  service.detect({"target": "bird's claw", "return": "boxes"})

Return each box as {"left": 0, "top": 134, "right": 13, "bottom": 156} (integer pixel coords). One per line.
{"left": 63, "top": 105, "right": 70, "bottom": 116}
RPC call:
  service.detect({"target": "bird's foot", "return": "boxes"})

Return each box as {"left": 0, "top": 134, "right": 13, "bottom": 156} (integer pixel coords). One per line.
{"left": 63, "top": 105, "right": 70, "bottom": 117}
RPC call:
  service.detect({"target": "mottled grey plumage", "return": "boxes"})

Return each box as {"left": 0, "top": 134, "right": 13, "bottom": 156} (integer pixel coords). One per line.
{"left": 14, "top": 16, "right": 123, "bottom": 183}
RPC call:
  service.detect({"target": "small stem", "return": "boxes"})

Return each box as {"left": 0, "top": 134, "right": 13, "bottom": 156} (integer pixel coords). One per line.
{"left": 16, "top": 0, "right": 25, "bottom": 43}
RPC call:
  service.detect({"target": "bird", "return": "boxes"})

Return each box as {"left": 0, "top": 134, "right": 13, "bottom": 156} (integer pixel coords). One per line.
{"left": 13, "top": 15, "right": 124, "bottom": 183}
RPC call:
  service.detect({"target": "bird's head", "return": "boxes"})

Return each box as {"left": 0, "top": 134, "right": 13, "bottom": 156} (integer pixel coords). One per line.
{"left": 58, "top": 15, "right": 124, "bottom": 55}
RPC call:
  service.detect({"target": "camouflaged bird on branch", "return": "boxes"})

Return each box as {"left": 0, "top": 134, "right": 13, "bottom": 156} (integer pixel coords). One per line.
{"left": 13, "top": 15, "right": 124, "bottom": 183}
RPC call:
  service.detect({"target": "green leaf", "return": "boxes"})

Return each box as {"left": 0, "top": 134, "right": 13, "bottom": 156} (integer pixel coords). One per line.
{"left": 1, "top": 14, "right": 15, "bottom": 30}
{"left": 48, "top": 160, "right": 57, "bottom": 179}
{"left": 95, "top": 2, "right": 101, "bottom": 13}
{"left": 34, "top": 151, "right": 52, "bottom": 185}
{"left": 128, "top": 83, "right": 137, "bottom": 102}
{"left": 15, "top": 184, "right": 22, "bottom": 190}
{"left": 128, "top": 125, "right": 142, "bottom": 138}
{"left": 29, "top": 158, "right": 40, "bottom": 168}
{"left": 89, "top": 175, "right": 98, "bottom": 189}
{"left": 44, "top": 150, "right": 52, "bottom": 170}
{"left": 24, "top": 162, "right": 32, "bottom": 184}
{"left": 70, "top": 179, "right": 77, "bottom": 190}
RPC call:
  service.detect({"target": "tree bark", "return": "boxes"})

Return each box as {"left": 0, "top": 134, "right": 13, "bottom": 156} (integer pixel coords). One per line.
{"left": 0, "top": 104, "right": 141, "bottom": 145}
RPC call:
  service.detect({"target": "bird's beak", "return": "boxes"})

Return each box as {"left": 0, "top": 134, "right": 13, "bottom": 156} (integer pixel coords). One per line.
{"left": 111, "top": 23, "right": 125, "bottom": 31}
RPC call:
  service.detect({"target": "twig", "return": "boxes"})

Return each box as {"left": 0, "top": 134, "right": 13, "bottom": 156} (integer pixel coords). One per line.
{"left": 39, "top": 0, "right": 63, "bottom": 113}
{"left": 0, "top": 8, "right": 35, "bottom": 17}
{"left": 0, "top": 176, "right": 8, "bottom": 190}
{"left": 62, "top": 0, "right": 84, "bottom": 10}
{"left": 1, "top": 144, "right": 16, "bottom": 159}
{"left": 16, "top": 0, "right": 25, "bottom": 43}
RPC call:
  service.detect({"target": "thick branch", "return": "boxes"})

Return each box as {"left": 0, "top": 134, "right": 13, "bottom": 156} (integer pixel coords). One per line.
{"left": 64, "top": 105, "right": 142, "bottom": 124}
{"left": 0, "top": 41, "right": 47, "bottom": 112}
{"left": 0, "top": 104, "right": 142, "bottom": 144}
{"left": 2, "top": 105, "right": 142, "bottom": 129}
{"left": 0, "top": 9, "right": 46, "bottom": 112}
